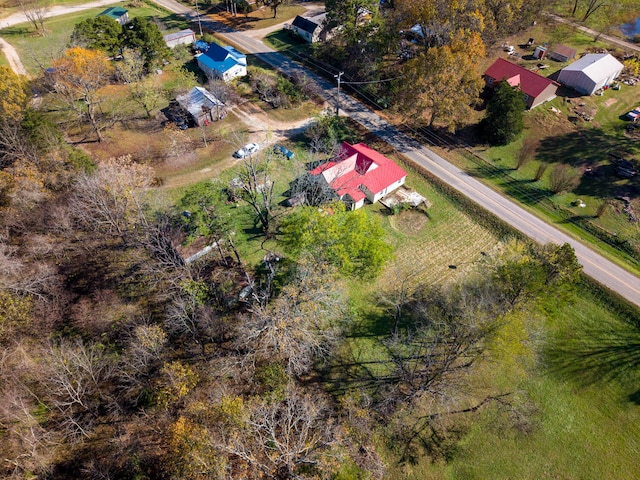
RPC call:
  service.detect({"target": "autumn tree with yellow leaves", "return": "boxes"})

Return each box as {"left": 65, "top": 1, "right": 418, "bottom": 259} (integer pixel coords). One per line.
{"left": 50, "top": 47, "right": 114, "bottom": 142}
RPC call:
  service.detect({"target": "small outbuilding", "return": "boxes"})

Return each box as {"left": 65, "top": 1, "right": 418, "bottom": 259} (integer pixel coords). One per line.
{"left": 176, "top": 86, "right": 226, "bottom": 126}
{"left": 549, "top": 44, "right": 577, "bottom": 63}
{"left": 557, "top": 53, "right": 624, "bottom": 95}
{"left": 97, "top": 7, "right": 129, "bottom": 25}
{"left": 533, "top": 45, "right": 547, "bottom": 60}
{"left": 484, "top": 58, "right": 559, "bottom": 109}
{"left": 164, "top": 29, "right": 196, "bottom": 48}
{"left": 196, "top": 43, "right": 247, "bottom": 81}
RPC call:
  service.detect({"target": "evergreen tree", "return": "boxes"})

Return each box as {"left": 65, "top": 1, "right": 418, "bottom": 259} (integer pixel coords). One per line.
{"left": 120, "top": 17, "right": 170, "bottom": 71}
{"left": 71, "top": 16, "right": 123, "bottom": 56}
{"left": 483, "top": 80, "right": 525, "bottom": 146}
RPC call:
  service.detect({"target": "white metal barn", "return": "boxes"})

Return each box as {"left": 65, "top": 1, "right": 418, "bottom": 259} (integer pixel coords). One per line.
{"left": 557, "top": 53, "right": 624, "bottom": 95}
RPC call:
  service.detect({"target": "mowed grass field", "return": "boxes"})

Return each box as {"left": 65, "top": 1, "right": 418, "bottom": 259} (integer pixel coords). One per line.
{"left": 438, "top": 287, "right": 640, "bottom": 480}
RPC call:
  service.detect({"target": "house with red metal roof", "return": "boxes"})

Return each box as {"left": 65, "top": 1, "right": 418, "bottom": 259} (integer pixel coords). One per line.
{"left": 484, "top": 58, "right": 559, "bottom": 109}
{"left": 309, "top": 142, "right": 407, "bottom": 210}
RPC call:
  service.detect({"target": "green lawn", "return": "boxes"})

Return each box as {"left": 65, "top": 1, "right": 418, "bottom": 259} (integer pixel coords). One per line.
{"left": 0, "top": 1, "right": 191, "bottom": 75}
{"left": 441, "top": 286, "right": 640, "bottom": 480}
{"left": 263, "top": 29, "right": 314, "bottom": 55}
{"left": 204, "top": 2, "right": 307, "bottom": 32}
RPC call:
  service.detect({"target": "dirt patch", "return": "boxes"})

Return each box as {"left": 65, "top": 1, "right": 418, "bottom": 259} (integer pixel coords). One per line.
{"left": 388, "top": 210, "right": 429, "bottom": 236}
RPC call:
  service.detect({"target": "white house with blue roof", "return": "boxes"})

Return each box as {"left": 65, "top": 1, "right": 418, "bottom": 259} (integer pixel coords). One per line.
{"left": 196, "top": 43, "right": 247, "bottom": 82}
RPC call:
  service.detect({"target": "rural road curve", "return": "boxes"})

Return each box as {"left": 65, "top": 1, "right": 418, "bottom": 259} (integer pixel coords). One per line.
{"left": 0, "top": 0, "right": 123, "bottom": 29}
{"left": 4, "top": 0, "right": 640, "bottom": 307}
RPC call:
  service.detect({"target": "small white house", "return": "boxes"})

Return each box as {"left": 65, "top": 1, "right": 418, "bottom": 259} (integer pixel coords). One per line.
{"left": 164, "top": 29, "right": 196, "bottom": 49}
{"left": 557, "top": 53, "right": 624, "bottom": 95}
{"left": 196, "top": 43, "right": 247, "bottom": 82}
{"left": 291, "top": 15, "right": 322, "bottom": 43}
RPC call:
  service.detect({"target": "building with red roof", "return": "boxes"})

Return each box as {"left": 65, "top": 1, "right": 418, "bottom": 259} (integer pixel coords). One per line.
{"left": 484, "top": 58, "right": 559, "bottom": 109}
{"left": 309, "top": 142, "right": 407, "bottom": 210}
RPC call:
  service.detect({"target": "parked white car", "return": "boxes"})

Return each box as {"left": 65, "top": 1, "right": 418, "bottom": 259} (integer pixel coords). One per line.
{"left": 233, "top": 142, "right": 259, "bottom": 158}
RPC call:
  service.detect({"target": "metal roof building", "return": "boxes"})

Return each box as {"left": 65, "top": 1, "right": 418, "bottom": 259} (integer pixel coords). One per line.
{"left": 557, "top": 53, "right": 624, "bottom": 95}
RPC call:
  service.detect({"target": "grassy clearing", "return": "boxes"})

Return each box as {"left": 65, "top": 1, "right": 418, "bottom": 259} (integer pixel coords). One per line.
{"left": 263, "top": 29, "right": 314, "bottom": 55}
{"left": 204, "top": 3, "right": 306, "bottom": 32}
{"left": 0, "top": 1, "right": 190, "bottom": 75}
{"left": 437, "top": 285, "right": 640, "bottom": 480}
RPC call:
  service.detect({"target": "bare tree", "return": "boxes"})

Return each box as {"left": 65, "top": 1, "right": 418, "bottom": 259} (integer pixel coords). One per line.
{"left": 548, "top": 164, "right": 580, "bottom": 194}
{"left": 20, "top": 0, "right": 49, "bottom": 35}
{"left": 43, "top": 339, "right": 114, "bottom": 439}
{"left": 239, "top": 153, "right": 276, "bottom": 235}
{"left": 117, "top": 50, "right": 166, "bottom": 119}
{"left": 236, "top": 259, "right": 345, "bottom": 376}
{"left": 0, "top": 119, "right": 38, "bottom": 169}
{"left": 581, "top": 0, "right": 607, "bottom": 21}
{"left": 0, "top": 236, "right": 56, "bottom": 300}
{"left": 123, "top": 323, "right": 167, "bottom": 376}
{"left": 0, "top": 346, "right": 56, "bottom": 477}
{"left": 70, "top": 155, "right": 155, "bottom": 241}
{"left": 213, "top": 386, "right": 336, "bottom": 479}
{"left": 207, "top": 78, "right": 241, "bottom": 106}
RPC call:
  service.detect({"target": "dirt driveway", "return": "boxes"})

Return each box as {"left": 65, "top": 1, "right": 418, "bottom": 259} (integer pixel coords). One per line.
{"left": 0, "top": 37, "right": 27, "bottom": 76}
{"left": 158, "top": 99, "right": 323, "bottom": 190}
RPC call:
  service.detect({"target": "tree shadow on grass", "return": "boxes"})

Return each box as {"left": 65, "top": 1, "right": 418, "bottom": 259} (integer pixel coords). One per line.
{"left": 347, "top": 304, "right": 394, "bottom": 339}
{"left": 0, "top": 26, "right": 30, "bottom": 37}
{"left": 536, "top": 129, "right": 640, "bottom": 199}
{"left": 467, "top": 163, "right": 513, "bottom": 180}
{"left": 466, "top": 163, "right": 554, "bottom": 205}
{"left": 157, "top": 13, "right": 191, "bottom": 31}
{"left": 501, "top": 178, "right": 554, "bottom": 205}
{"left": 544, "top": 321, "right": 640, "bottom": 402}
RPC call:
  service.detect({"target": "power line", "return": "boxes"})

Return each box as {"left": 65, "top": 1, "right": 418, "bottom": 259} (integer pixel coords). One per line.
{"left": 342, "top": 76, "right": 402, "bottom": 85}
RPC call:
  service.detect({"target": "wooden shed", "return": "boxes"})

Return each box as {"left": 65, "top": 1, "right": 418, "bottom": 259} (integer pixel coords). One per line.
{"left": 549, "top": 44, "right": 577, "bottom": 63}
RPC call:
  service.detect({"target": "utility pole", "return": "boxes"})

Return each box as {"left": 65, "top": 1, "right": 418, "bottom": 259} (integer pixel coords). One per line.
{"left": 335, "top": 71, "right": 343, "bottom": 116}
{"left": 194, "top": 0, "right": 203, "bottom": 36}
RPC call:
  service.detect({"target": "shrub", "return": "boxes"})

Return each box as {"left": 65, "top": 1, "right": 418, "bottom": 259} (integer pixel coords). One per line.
{"left": 305, "top": 113, "right": 356, "bottom": 152}
{"left": 623, "top": 57, "right": 640, "bottom": 76}
{"left": 516, "top": 137, "right": 539, "bottom": 170}
{"left": 247, "top": 67, "right": 308, "bottom": 109}
{"left": 549, "top": 164, "right": 580, "bottom": 194}
{"left": 534, "top": 163, "right": 548, "bottom": 181}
